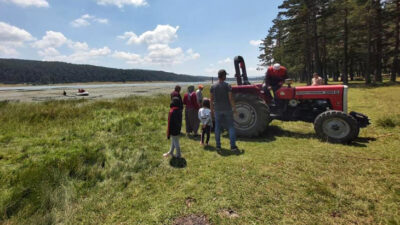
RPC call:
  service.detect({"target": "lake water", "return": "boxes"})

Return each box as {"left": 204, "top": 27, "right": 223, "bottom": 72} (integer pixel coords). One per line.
{"left": 0, "top": 81, "right": 209, "bottom": 91}
{"left": 0, "top": 81, "right": 261, "bottom": 102}
{"left": 0, "top": 81, "right": 217, "bottom": 102}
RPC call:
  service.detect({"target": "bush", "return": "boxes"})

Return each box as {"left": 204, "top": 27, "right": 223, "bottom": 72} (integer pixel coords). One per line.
{"left": 377, "top": 116, "right": 400, "bottom": 128}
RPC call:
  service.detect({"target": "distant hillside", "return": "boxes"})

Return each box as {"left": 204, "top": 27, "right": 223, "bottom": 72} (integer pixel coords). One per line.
{"left": 0, "top": 59, "right": 208, "bottom": 84}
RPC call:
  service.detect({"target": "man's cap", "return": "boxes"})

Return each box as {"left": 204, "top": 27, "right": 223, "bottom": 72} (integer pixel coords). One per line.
{"left": 273, "top": 63, "right": 281, "bottom": 71}
{"left": 218, "top": 69, "right": 228, "bottom": 78}
{"left": 198, "top": 84, "right": 204, "bottom": 89}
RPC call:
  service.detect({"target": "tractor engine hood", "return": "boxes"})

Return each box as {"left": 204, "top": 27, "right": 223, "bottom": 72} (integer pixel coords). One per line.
{"left": 294, "top": 85, "right": 346, "bottom": 112}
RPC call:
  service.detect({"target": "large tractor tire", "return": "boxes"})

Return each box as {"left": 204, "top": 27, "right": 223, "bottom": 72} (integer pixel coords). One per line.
{"left": 233, "top": 93, "right": 270, "bottom": 137}
{"left": 314, "top": 110, "right": 359, "bottom": 143}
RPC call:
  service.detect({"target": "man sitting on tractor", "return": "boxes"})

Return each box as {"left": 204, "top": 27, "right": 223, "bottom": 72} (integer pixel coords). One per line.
{"left": 263, "top": 63, "right": 288, "bottom": 105}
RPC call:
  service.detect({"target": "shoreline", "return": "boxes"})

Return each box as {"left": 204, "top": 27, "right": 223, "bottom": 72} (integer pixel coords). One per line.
{"left": 0, "top": 80, "right": 212, "bottom": 87}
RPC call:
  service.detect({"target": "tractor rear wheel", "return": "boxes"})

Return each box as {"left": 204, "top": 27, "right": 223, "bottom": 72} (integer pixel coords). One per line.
{"left": 314, "top": 110, "right": 359, "bottom": 143}
{"left": 233, "top": 93, "right": 270, "bottom": 137}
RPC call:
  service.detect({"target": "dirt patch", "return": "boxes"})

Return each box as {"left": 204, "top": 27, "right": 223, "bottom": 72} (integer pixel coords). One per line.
{"left": 173, "top": 214, "right": 211, "bottom": 225}
{"left": 185, "top": 197, "right": 196, "bottom": 208}
{"left": 218, "top": 209, "right": 239, "bottom": 218}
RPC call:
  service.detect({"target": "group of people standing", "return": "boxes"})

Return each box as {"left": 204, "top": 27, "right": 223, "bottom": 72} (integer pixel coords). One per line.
{"left": 164, "top": 69, "right": 238, "bottom": 158}
{"left": 164, "top": 63, "right": 326, "bottom": 158}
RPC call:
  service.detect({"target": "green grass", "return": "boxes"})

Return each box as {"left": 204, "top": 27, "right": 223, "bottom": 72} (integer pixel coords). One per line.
{"left": 0, "top": 83, "right": 400, "bottom": 225}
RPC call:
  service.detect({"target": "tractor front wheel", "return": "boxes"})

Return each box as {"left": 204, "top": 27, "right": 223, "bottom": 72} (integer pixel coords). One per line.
{"left": 314, "top": 110, "right": 359, "bottom": 143}
{"left": 233, "top": 93, "right": 270, "bottom": 137}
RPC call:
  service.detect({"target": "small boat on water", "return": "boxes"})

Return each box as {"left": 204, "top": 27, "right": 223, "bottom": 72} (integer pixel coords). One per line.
{"left": 76, "top": 89, "right": 89, "bottom": 96}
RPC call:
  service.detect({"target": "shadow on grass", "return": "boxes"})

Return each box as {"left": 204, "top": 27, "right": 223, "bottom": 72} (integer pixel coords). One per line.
{"left": 355, "top": 137, "right": 377, "bottom": 143}
{"left": 186, "top": 134, "right": 201, "bottom": 141}
{"left": 236, "top": 125, "right": 376, "bottom": 148}
{"left": 347, "top": 137, "right": 377, "bottom": 147}
{"left": 217, "top": 148, "right": 245, "bottom": 157}
{"left": 237, "top": 125, "right": 314, "bottom": 143}
{"left": 203, "top": 145, "right": 244, "bottom": 157}
{"left": 170, "top": 157, "right": 187, "bottom": 168}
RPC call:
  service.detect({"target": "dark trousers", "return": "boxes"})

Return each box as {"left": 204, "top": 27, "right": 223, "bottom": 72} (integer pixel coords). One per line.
{"left": 185, "top": 108, "right": 199, "bottom": 134}
{"left": 201, "top": 125, "right": 211, "bottom": 144}
{"left": 264, "top": 85, "right": 281, "bottom": 105}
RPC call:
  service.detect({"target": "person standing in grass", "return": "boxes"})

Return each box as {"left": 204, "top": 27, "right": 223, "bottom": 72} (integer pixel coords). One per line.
{"left": 164, "top": 97, "right": 182, "bottom": 158}
{"left": 198, "top": 98, "right": 212, "bottom": 146}
{"left": 210, "top": 69, "right": 239, "bottom": 151}
{"left": 170, "top": 85, "right": 183, "bottom": 110}
{"left": 196, "top": 84, "right": 204, "bottom": 106}
{"left": 183, "top": 85, "right": 200, "bottom": 136}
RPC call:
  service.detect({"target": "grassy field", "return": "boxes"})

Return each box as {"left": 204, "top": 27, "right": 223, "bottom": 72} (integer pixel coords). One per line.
{"left": 0, "top": 82, "right": 399, "bottom": 225}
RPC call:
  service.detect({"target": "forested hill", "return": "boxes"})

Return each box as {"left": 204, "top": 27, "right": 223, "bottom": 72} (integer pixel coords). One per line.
{"left": 0, "top": 59, "right": 207, "bottom": 84}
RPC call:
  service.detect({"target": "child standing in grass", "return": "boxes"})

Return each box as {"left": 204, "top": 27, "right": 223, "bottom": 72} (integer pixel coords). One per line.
{"left": 164, "top": 97, "right": 182, "bottom": 158}
{"left": 198, "top": 98, "right": 212, "bottom": 146}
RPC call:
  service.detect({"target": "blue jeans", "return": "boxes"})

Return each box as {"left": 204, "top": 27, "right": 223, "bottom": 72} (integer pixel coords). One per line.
{"left": 214, "top": 110, "right": 236, "bottom": 148}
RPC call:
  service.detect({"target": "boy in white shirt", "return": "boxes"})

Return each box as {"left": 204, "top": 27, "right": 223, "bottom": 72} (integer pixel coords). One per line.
{"left": 198, "top": 98, "right": 212, "bottom": 146}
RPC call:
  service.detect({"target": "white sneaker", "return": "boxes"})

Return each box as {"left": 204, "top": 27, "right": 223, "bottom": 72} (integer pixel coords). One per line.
{"left": 163, "top": 153, "right": 170, "bottom": 158}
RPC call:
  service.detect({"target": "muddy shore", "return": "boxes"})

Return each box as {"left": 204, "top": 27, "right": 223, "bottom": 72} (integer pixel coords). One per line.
{"left": 0, "top": 82, "right": 209, "bottom": 102}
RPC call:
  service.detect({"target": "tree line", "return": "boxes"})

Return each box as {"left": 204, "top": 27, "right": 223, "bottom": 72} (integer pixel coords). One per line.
{"left": 0, "top": 59, "right": 207, "bottom": 84}
{"left": 259, "top": 0, "right": 400, "bottom": 84}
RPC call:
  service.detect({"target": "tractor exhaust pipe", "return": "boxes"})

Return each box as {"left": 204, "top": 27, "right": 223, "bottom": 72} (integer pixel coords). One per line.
{"left": 234, "top": 56, "right": 250, "bottom": 85}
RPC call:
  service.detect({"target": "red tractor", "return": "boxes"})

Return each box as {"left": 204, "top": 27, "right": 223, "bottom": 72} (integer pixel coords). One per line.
{"left": 231, "top": 56, "right": 370, "bottom": 143}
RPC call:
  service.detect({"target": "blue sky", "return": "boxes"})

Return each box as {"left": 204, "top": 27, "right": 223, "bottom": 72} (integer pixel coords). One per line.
{"left": 0, "top": 0, "right": 282, "bottom": 77}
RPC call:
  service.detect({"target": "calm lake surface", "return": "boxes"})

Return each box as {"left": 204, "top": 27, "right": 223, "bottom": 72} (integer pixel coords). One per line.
{"left": 0, "top": 81, "right": 218, "bottom": 102}
{"left": 0, "top": 81, "right": 261, "bottom": 102}
{"left": 0, "top": 81, "right": 208, "bottom": 91}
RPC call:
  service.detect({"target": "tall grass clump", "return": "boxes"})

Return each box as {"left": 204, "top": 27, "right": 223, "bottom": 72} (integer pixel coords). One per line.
{"left": 0, "top": 95, "right": 170, "bottom": 224}
{"left": 376, "top": 114, "right": 400, "bottom": 128}
{"left": 0, "top": 145, "right": 105, "bottom": 223}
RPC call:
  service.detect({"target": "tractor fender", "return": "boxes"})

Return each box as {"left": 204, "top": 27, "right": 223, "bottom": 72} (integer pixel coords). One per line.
{"left": 232, "top": 85, "right": 271, "bottom": 103}
{"left": 350, "top": 111, "right": 370, "bottom": 128}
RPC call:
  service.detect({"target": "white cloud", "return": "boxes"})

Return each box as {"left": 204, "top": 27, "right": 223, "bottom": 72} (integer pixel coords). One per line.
{"left": 33, "top": 30, "right": 111, "bottom": 63}
{"left": 146, "top": 44, "right": 184, "bottom": 65}
{"left": 71, "top": 14, "right": 109, "bottom": 28}
{"left": 113, "top": 45, "right": 200, "bottom": 66}
{"left": 94, "top": 18, "right": 109, "bottom": 24}
{"left": 0, "top": 45, "right": 19, "bottom": 56}
{"left": 96, "top": 0, "right": 148, "bottom": 8}
{"left": 0, "top": 21, "right": 34, "bottom": 56}
{"left": 118, "top": 25, "right": 179, "bottom": 45}
{"left": 112, "top": 51, "right": 143, "bottom": 64}
{"left": 68, "top": 41, "right": 89, "bottom": 51}
{"left": 41, "top": 47, "right": 111, "bottom": 63}
{"left": 38, "top": 47, "right": 59, "bottom": 57}
{"left": 186, "top": 49, "right": 200, "bottom": 60}
{"left": 116, "top": 25, "right": 199, "bottom": 66}
{"left": 0, "top": 22, "right": 34, "bottom": 45}
{"left": 249, "top": 40, "right": 262, "bottom": 46}
{"left": 218, "top": 57, "right": 232, "bottom": 64}
{"left": 3, "top": 0, "right": 49, "bottom": 7}
{"left": 71, "top": 18, "right": 90, "bottom": 28}
{"left": 32, "top": 31, "right": 67, "bottom": 49}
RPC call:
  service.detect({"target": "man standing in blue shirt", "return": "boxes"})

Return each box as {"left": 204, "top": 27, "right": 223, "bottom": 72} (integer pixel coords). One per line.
{"left": 210, "top": 69, "right": 239, "bottom": 151}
